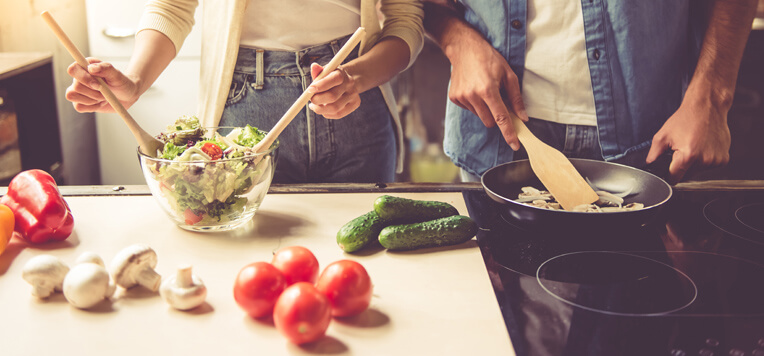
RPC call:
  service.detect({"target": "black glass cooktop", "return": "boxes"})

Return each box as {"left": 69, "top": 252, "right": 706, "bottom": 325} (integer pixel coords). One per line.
{"left": 464, "top": 189, "right": 764, "bottom": 356}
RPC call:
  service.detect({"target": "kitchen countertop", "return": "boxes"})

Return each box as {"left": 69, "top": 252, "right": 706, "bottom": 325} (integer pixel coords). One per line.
{"left": 0, "top": 183, "right": 514, "bottom": 355}
{"left": 0, "top": 52, "right": 52, "bottom": 81}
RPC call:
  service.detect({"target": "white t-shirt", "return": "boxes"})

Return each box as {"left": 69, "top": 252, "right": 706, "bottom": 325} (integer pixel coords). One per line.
{"left": 240, "top": 0, "right": 361, "bottom": 51}
{"left": 522, "top": 0, "right": 597, "bottom": 126}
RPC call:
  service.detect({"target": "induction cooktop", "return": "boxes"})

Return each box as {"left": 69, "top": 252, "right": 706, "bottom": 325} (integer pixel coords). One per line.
{"left": 464, "top": 189, "right": 764, "bottom": 356}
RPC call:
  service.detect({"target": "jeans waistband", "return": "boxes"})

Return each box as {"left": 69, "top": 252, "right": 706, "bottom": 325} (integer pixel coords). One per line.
{"left": 234, "top": 33, "right": 356, "bottom": 76}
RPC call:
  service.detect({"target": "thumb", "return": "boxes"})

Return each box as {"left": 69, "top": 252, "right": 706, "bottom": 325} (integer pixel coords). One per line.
{"left": 646, "top": 134, "right": 668, "bottom": 164}
{"left": 87, "top": 62, "right": 127, "bottom": 88}
{"left": 310, "top": 63, "right": 324, "bottom": 80}
{"left": 668, "top": 150, "right": 692, "bottom": 184}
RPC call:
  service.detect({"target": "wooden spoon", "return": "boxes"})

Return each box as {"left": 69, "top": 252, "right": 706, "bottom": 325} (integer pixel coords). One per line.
{"left": 252, "top": 27, "right": 366, "bottom": 154}
{"left": 509, "top": 111, "right": 599, "bottom": 210}
{"left": 41, "top": 11, "right": 164, "bottom": 157}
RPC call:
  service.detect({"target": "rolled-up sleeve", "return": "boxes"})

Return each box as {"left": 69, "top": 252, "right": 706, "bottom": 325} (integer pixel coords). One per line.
{"left": 137, "top": 0, "right": 199, "bottom": 55}
{"left": 379, "top": 0, "right": 425, "bottom": 69}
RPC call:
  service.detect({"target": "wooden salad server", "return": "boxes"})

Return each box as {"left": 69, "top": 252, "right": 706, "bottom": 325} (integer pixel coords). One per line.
{"left": 41, "top": 11, "right": 164, "bottom": 157}
{"left": 251, "top": 27, "right": 366, "bottom": 154}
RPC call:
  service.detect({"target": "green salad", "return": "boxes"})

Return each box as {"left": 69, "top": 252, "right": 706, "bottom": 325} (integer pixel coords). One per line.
{"left": 148, "top": 115, "right": 272, "bottom": 226}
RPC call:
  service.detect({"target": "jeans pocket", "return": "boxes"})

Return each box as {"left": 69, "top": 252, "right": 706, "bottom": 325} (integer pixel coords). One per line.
{"left": 225, "top": 72, "right": 250, "bottom": 106}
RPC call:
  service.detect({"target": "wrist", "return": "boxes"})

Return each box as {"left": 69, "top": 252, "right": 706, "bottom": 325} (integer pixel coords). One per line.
{"left": 684, "top": 76, "right": 735, "bottom": 114}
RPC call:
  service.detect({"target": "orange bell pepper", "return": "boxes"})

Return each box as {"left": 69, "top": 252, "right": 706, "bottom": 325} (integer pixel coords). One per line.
{"left": 0, "top": 203, "right": 14, "bottom": 255}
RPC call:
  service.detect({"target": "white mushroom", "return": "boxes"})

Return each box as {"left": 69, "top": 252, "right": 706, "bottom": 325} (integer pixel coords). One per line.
{"left": 109, "top": 244, "right": 161, "bottom": 291}
{"left": 63, "top": 262, "right": 115, "bottom": 309}
{"left": 21, "top": 255, "right": 70, "bottom": 298}
{"left": 75, "top": 251, "right": 105, "bottom": 267}
{"left": 160, "top": 264, "right": 207, "bottom": 310}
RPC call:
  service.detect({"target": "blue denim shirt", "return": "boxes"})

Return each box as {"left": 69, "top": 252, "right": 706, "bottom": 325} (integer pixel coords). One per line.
{"left": 444, "top": 0, "right": 708, "bottom": 176}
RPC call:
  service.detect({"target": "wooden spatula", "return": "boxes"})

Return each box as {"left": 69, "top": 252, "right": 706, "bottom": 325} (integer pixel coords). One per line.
{"left": 41, "top": 11, "right": 164, "bottom": 157}
{"left": 509, "top": 111, "right": 599, "bottom": 210}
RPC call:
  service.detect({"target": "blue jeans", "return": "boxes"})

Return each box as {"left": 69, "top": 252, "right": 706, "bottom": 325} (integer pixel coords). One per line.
{"left": 220, "top": 36, "right": 396, "bottom": 184}
{"left": 460, "top": 118, "right": 602, "bottom": 182}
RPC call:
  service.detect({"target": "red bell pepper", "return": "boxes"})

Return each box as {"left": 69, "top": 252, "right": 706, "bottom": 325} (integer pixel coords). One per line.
{"left": 0, "top": 169, "right": 74, "bottom": 244}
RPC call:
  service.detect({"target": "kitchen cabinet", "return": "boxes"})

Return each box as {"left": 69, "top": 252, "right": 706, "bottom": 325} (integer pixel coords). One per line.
{"left": 0, "top": 52, "right": 64, "bottom": 185}
{"left": 0, "top": 184, "right": 515, "bottom": 355}
{"left": 85, "top": 0, "right": 202, "bottom": 185}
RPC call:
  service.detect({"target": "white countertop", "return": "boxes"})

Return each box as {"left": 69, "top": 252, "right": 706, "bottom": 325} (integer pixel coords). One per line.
{"left": 0, "top": 192, "right": 514, "bottom": 355}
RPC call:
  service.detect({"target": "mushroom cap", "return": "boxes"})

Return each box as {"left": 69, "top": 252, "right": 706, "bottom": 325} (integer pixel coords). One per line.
{"left": 63, "top": 263, "right": 113, "bottom": 309}
{"left": 109, "top": 244, "right": 158, "bottom": 288}
{"left": 21, "top": 255, "right": 70, "bottom": 298}
{"left": 75, "top": 251, "right": 105, "bottom": 267}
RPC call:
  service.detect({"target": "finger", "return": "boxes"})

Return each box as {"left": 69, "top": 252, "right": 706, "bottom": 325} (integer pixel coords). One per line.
{"left": 87, "top": 62, "right": 126, "bottom": 88}
{"left": 484, "top": 93, "right": 520, "bottom": 151}
{"left": 69, "top": 80, "right": 105, "bottom": 101}
{"left": 73, "top": 100, "right": 112, "bottom": 113}
{"left": 503, "top": 72, "right": 528, "bottom": 121}
{"left": 315, "top": 97, "right": 361, "bottom": 119}
{"left": 668, "top": 150, "right": 693, "bottom": 184}
{"left": 66, "top": 87, "right": 104, "bottom": 106}
{"left": 646, "top": 133, "right": 668, "bottom": 164}
{"left": 310, "top": 84, "right": 346, "bottom": 106}
{"left": 309, "top": 69, "right": 345, "bottom": 93}
{"left": 310, "top": 92, "right": 355, "bottom": 115}
{"left": 67, "top": 62, "right": 101, "bottom": 90}
{"left": 310, "top": 63, "right": 324, "bottom": 80}
{"left": 469, "top": 98, "right": 497, "bottom": 129}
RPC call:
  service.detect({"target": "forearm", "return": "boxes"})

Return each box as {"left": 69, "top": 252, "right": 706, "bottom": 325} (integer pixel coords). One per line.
{"left": 423, "top": 2, "right": 484, "bottom": 64}
{"left": 125, "top": 29, "right": 177, "bottom": 96}
{"left": 342, "top": 37, "right": 410, "bottom": 93}
{"left": 685, "top": 0, "right": 757, "bottom": 112}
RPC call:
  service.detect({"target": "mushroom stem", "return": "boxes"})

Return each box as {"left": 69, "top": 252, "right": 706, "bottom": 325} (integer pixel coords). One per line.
{"left": 176, "top": 265, "right": 193, "bottom": 288}
{"left": 33, "top": 285, "right": 55, "bottom": 299}
{"left": 137, "top": 267, "right": 161, "bottom": 291}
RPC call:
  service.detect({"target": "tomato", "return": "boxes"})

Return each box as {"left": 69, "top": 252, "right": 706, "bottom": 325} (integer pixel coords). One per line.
{"left": 273, "top": 282, "right": 332, "bottom": 344}
{"left": 271, "top": 246, "right": 319, "bottom": 286}
{"left": 0, "top": 204, "right": 14, "bottom": 255}
{"left": 233, "top": 262, "right": 287, "bottom": 318}
{"left": 200, "top": 142, "right": 223, "bottom": 160}
{"left": 184, "top": 208, "right": 203, "bottom": 225}
{"left": 315, "top": 259, "right": 372, "bottom": 317}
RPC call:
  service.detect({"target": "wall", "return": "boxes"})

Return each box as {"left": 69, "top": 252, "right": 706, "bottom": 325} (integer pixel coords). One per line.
{"left": 0, "top": 0, "right": 99, "bottom": 184}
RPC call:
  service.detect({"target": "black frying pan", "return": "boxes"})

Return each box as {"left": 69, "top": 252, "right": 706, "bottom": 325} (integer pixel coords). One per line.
{"left": 481, "top": 158, "right": 673, "bottom": 233}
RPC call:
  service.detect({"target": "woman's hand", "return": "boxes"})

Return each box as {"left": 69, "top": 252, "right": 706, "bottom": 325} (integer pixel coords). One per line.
{"left": 307, "top": 63, "right": 361, "bottom": 119}
{"left": 65, "top": 58, "right": 140, "bottom": 113}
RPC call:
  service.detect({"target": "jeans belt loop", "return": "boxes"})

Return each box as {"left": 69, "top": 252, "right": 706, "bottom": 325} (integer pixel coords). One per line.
{"left": 329, "top": 39, "right": 340, "bottom": 55}
{"left": 254, "top": 49, "right": 264, "bottom": 90}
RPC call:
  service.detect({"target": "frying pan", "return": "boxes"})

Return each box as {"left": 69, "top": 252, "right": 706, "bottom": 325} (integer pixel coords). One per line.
{"left": 482, "top": 158, "right": 673, "bottom": 233}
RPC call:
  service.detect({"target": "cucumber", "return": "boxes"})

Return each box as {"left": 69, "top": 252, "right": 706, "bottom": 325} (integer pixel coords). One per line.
{"left": 373, "top": 195, "right": 459, "bottom": 223}
{"left": 378, "top": 215, "right": 478, "bottom": 251}
{"left": 336, "top": 210, "right": 389, "bottom": 253}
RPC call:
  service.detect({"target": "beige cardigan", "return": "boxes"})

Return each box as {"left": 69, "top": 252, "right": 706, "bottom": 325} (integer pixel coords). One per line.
{"left": 138, "top": 0, "right": 424, "bottom": 173}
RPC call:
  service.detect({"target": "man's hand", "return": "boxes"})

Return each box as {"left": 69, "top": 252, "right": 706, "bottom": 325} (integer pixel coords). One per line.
{"left": 646, "top": 94, "right": 731, "bottom": 184}
{"left": 446, "top": 34, "right": 529, "bottom": 151}
{"left": 424, "top": 2, "right": 528, "bottom": 151}
{"left": 646, "top": 0, "right": 757, "bottom": 184}
{"left": 308, "top": 63, "right": 361, "bottom": 119}
{"left": 65, "top": 58, "right": 140, "bottom": 113}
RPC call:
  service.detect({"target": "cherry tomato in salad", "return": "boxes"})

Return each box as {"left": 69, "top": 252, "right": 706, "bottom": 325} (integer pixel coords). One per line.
{"left": 273, "top": 282, "right": 332, "bottom": 345}
{"left": 271, "top": 246, "right": 320, "bottom": 286}
{"left": 233, "top": 262, "right": 287, "bottom": 318}
{"left": 200, "top": 142, "right": 223, "bottom": 160}
{"left": 184, "top": 208, "right": 203, "bottom": 225}
{"left": 315, "top": 260, "right": 372, "bottom": 317}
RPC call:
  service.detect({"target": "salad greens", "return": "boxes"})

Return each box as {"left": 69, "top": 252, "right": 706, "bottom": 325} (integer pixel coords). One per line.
{"left": 146, "top": 116, "right": 274, "bottom": 226}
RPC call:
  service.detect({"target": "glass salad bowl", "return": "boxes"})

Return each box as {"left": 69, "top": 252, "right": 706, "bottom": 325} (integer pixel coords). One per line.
{"left": 138, "top": 126, "right": 278, "bottom": 232}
